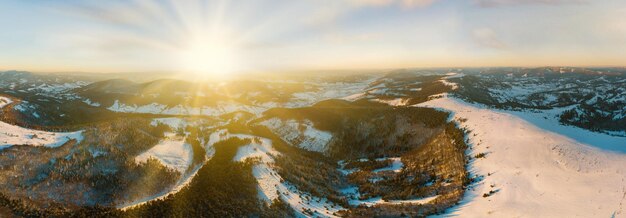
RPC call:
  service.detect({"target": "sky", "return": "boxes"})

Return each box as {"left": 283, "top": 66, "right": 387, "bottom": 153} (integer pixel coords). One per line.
{"left": 0, "top": 0, "right": 625, "bottom": 76}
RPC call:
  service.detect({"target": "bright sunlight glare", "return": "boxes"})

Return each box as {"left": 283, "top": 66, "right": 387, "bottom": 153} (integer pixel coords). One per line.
{"left": 178, "top": 32, "right": 242, "bottom": 79}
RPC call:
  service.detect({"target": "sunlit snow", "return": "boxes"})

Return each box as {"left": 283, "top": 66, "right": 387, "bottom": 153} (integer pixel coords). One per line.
{"left": 420, "top": 95, "right": 626, "bottom": 217}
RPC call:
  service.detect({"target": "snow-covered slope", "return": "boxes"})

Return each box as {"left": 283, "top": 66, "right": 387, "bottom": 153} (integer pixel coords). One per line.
{"left": 420, "top": 96, "right": 626, "bottom": 217}
{"left": 150, "top": 118, "right": 188, "bottom": 129}
{"left": 108, "top": 100, "right": 267, "bottom": 116}
{"left": 105, "top": 78, "right": 374, "bottom": 117}
{"left": 450, "top": 71, "right": 626, "bottom": 135}
{"left": 135, "top": 138, "right": 193, "bottom": 173}
{"left": 439, "top": 72, "right": 461, "bottom": 90}
{"left": 0, "top": 96, "right": 83, "bottom": 150}
{"left": 372, "top": 98, "right": 409, "bottom": 106}
{"left": 120, "top": 131, "right": 217, "bottom": 210}
{"left": 260, "top": 118, "right": 332, "bottom": 153}
{"left": 216, "top": 131, "right": 345, "bottom": 217}
{"left": 0, "top": 122, "right": 83, "bottom": 150}
{"left": 0, "top": 96, "right": 11, "bottom": 108}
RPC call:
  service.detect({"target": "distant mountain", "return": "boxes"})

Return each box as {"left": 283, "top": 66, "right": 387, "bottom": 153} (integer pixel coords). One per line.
{"left": 76, "top": 79, "right": 141, "bottom": 94}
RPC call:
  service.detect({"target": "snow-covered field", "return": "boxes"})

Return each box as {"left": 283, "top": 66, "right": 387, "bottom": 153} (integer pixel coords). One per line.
{"left": 135, "top": 138, "right": 193, "bottom": 173}
{"left": 420, "top": 95, "right": 626, "bottom": 217}
{"left": 0, "top": 122, "right": 83, "bottom": 150}
{"left": 0, "top": 96, "right": 83, "bottom": 150}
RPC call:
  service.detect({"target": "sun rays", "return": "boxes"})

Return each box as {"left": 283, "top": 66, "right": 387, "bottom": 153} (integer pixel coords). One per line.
{"left": 178, "top": 29, "right": 242, "bottom": 79}
{"left": 67, "top": 0, "right": 253, "bottom": 80}
{"left": 4, "top": 0, "right": 622, "bottom": 75}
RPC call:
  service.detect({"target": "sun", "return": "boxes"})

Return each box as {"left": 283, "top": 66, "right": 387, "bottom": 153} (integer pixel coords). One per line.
{"left": 178, "top": 33, "right": 241, "bottom": 79}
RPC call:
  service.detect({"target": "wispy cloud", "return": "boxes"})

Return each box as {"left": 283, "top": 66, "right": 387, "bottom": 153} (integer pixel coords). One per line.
{"left": 474, "top": 0, "right": 586, "bottom": 7}
{"left": 472, "top": 28, "right": 506, "bottom": 49}
{"left": 351, "top": 0, "right": 439, "bottom": 8}
{"left": 0, "top": 0, "right": 624, "bottom": 73}
{"left": 401, "top": 0, "right": 439, "bottom": 8}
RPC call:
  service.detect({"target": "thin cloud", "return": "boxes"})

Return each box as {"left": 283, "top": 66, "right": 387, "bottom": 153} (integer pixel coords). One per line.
{"left": 401, "top": 0, "right": 438, "bottom": 8}
{"left": 472, "top": 28, "right": 506, "bottom": 49}
{"left": 475, "top": 0, "right": 586, "bottom": 7}
{"left": 350, "top": 0, "right": 394, "bottom": 7}
{"left": 351, "top": 0, "right": 439, "bottom": 8}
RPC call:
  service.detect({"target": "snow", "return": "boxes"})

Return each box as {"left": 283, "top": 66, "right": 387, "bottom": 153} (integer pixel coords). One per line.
{"left": 0, "top": 122, "right": 83, "bottom": 150}
{"left": 342, "top": 92, "right": 366, "bottom": 101}
{"left": 342, "top": 191, "right": 439, "bottom": 207}
{"left": 445, "top": 72, "right": 463, "bottom": 77}
{"left": 224, "top": 131, "right": 345, "bottom": 217}
{"left": 372, "top": 157, "right": 403, "bottom": 173}
{"left": 439, "top": 79, "right": 458, "bottom": 90}
{"left": 120, "top": 131, "right": 218, "bottom": 210}
{"left": 29, "top": 82, "right": 85, "bottom": 93}
{"left": 337, "top": 157, "right": 435, "bottom": 207}
{"left": 106, "top": 78, "right": 375, "bottom": 117}
{"left": 135, "top": 138, "right": 193, "bottom": 173}
{"left": 108, "top": 100, "right": 267, "bottom": 116}
{"left": 367, "top": 88, "right": 390, "bottom": 95}
{"left": 150, "top": 118, "right": 187, "bottom": 129}
{"left": 439, "top": 73, "right": 461, "bottom": 90}
{"left": 13, "top": 104, "right": 28, "bottom": 112}
{"left": 260, "top": 118, "right": 332, "bottom": 153}
{"left": 0, "top": 122, "right": 84, "bottom": 150}
{"left": 337, "top": 161, "right": 359, "bottom": 176}
{"left": 506, "top": 106, "right": 626, "bottom": 151}
{"left": 337, "top": 157, "right": 403, "bottom": 175}
{"left": 24, "top": 82, "right": 87, "bottom": 99}
{"left": 0, "top": 96, "right": 84, "bottom": 150}
{"left": 419, "top": 96, "right": 626, "bottom": 217}
{"left": 372, "top": 98, "right": 409, "bottom": 106}
{"left": 288, "top": 80, "right": 374, "bottom": 108}
{"left": 0, "top": 97, "right": 12, "bottom": 108}
{"left": 82, "top": 98, "right": 101, "bottom": 107}
{"left": 118, "top": 162, "right": 203, "bottom": 210}
{"left": 88, "top": 147, "right": 107, "bottom": 158}
{"left": 232, "top": 137, "right": 278, "bottom": 163}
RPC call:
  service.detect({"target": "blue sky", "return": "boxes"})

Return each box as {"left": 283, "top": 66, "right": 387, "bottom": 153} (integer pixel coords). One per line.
{"left": 0, "top": 0, "right": 624, "bottom": 74}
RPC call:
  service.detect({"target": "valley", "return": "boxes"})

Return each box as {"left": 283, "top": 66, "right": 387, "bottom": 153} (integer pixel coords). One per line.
{"left": 0, "top": 68, "right": 624, "bottom": 217}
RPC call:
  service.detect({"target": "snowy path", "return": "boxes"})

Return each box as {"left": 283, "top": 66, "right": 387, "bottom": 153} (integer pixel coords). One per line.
{"left": 420, "top": 96, "right": 626, "bottom": 217}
